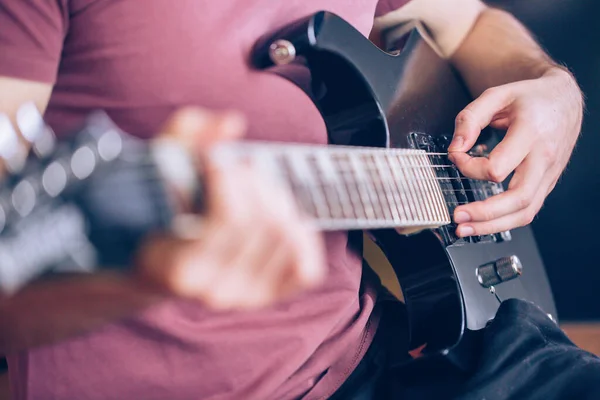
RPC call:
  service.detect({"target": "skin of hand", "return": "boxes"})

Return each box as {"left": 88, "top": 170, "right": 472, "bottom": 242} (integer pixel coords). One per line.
{"left": 136, "top": 108, "right": 327, "bottom": 311}
{"left": 448, "top": 67, "right": 584, "bottom": 237}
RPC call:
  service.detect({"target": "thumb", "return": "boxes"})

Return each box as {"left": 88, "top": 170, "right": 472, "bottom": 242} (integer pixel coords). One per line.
{"left": 448, "top": 86, "right": 514, "bottom": 153}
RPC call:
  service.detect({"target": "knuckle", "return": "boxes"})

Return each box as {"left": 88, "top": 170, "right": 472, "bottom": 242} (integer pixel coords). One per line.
{"left": 456, "top": 108, "right": 475, "bottom": 126}
{"left": 482, "top": 208, "right": 496, "bottom": 222}
{"left": 486, "top": 165, "right": 508, "bottom": 183}
{"left": 516, "top": 193, "right": 533, "bottom": 209}
{"left": 521, "top": 210, "right": 536, "bottom": 226}
{"left": 482, "top": 86, "right": 501, "bottom": 99}
{"left": 540, "top": 142, "right": 559, "bottom": 162}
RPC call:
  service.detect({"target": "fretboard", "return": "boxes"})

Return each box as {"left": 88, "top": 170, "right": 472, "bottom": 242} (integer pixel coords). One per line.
{"left": 213, "top": 142, "right": 451, "bottom": 231}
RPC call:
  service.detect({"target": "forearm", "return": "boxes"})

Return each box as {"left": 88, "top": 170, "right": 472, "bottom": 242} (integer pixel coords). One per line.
{"left": 0, "top": 273, "right": 166, "bottom": 355}
{"left": 450, "top": 7, "right": 573, "bottom": 96}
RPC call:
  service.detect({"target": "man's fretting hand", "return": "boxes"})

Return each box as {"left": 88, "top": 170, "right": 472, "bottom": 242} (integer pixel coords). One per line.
{"left": 448, "top": 67, "right": 583, "bottom": 237}
{"left": 137, "top": 108, "right": 327, "bottom": 311}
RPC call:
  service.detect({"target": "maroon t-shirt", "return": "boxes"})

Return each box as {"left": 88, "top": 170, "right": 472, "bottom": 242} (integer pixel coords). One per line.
{"left": 0, "top": 1, "right": 409, "bottom": 399}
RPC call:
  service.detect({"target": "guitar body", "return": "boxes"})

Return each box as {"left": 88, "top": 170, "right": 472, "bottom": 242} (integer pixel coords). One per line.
{"left": 252, "top": 11, "right": 558, "bottom": 370}
{"left": 0, "top": 11, "right": 558, "bottom": 374}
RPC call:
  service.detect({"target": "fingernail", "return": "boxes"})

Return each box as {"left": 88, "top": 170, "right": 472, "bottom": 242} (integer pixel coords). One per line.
{"left": 454, "top": 211, "right": 471, "bottom": 223}
{"left": 457, "top": 226, "right": 475, "bottom": 237}
{"left": 448, "top": 136, "right": 464, "bottom": 151}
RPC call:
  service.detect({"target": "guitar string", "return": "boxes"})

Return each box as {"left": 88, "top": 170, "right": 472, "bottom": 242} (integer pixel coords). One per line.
{"left": 130, "top": 159, "right": 498, "bottom": 182}
{"left": 107, "top": 167, "right": 498, "bottom": 195}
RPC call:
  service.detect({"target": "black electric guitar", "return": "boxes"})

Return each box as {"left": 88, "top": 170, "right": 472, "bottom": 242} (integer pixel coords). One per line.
{"left": 0, "top": 11, "right": 557, "bottom": 372}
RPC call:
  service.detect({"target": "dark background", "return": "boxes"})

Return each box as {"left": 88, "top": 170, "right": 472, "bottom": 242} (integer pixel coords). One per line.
{"left": 488, "top": 0, "right": 600, "bottom": 321}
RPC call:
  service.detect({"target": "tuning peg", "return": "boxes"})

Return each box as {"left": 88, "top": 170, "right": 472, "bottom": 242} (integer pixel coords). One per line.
{"left": 15, "top": 102, "right": 56, "bottom": 158}
{"left": 0, "top": 113, "right": 28, "bottom": 174}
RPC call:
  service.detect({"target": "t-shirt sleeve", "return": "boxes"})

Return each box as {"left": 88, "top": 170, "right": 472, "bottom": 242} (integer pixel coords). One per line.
{"left": 0, "top": 0, "right": 69, "bottom": 83}
{"left": 375, "top": 0, "right": 411, "bottom": 17}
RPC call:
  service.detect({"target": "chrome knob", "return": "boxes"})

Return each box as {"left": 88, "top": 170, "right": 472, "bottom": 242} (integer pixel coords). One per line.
{"left": 269, "top": 40, "right": 296, "bottom": 65}
{"left": 477, "top": 255, "right": 523, "bottom": 288}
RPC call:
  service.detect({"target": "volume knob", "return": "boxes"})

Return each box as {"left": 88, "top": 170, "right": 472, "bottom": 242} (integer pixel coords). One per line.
{"left": 477, "top": 255, "right": 523, "bottom": 288}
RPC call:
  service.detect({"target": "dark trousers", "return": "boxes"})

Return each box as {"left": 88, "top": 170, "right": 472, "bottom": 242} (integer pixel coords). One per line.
{"left": 330, "top": 298, "right": 600, "bottom": 400}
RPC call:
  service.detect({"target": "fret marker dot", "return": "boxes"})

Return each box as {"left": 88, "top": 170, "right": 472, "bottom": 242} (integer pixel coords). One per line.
{"left": 71, "top": 146, "right": 96, "bottom": 180}
{"left": 12, "top": 181, "right": 36, "bottom": 217}
{"left": 97, "top": 129, "right": 123, "bottom": 161}
{"left": 42, "top": 162, "right": 68, "bottom": 197}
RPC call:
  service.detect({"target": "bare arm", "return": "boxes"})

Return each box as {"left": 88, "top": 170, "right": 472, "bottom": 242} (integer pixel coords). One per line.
{"left": 374, "top": 0, "right": 575, "bottom": 92}
{"left": 448, "top": 7, "right": 579, "bottom": 97}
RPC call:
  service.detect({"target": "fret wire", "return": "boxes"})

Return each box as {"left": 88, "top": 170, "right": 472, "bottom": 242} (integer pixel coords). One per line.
{"left": 415, "top": 153, "right": 436, "bottom": 222}
{"left": 353, "top": 153, "right": 378, "bottom": 220}
{"left": 385, "top": 154, "right": 409, "bottom": 222}
{"left": 308, "top": 152, "right": 338, "bottom": 220}
{"left": 427, "top": 153, "right": 449, "bottom": 221}
{"left": 421, "top": 153, "right": 447, "bottom": 222}
{"left": 264, "top": 160, "right": 485, "bottom": 183}
{"left": 365, "top": 153, "right": 392, "bottom": 222}
{"left": 439, "top": 156, "right": 459, "bottom": 213}
{"left": 390, "top": 153, "right": 418, "bottom": 222}
{"left": 435, "top": 154, "right": 452, "bottom": 213}
{"left": 361, "top": 153, "right": 387, "bottom": 221}
{"left": 348, "top": 152, "right": 377, "bottom": 220}
{"left": 315, "top": 151, "right": 354, "bottom": 220}
{"left": 374, "top": 154, "right": 402, "bottom": 223}
{"left": 417, "top": 154, "right": 436, "bottom": 223}
{"left": 398, "top": 153, "right": 419, "bottom": 222}
{"left": 411, "top": 153, "right": 434, "bottom": 223}
{"left": 288, "top": 151, "right": 330, "bottom": 219}
{"left": 401, "top": 154, "right": 421, "bottom": 222}
{"left": 337, "top": 154, "right": 368, "bottom": 221}
{"left": 399, "top": 153, "right": 424, "bottom": 223}
{"left": 279, "top": 155, "right": 318, "bottom": 218}
{"left": 412, "top": 153, "right": 433, "bottom": 223}
{"left": 361, "top": 154, "right": 379, "bottom": 220}
{"left": 421, "top": 153, "right": 445, "bottom": 222}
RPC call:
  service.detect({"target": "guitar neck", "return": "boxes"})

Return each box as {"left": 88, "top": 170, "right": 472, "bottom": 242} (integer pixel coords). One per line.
{"left": 213, "top": 142, "right": 452, "bottom": 231}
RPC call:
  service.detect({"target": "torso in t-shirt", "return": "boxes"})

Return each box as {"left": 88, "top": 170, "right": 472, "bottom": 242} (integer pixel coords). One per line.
{"left": 0, "top": 1, "right": 409, "bottom": 399}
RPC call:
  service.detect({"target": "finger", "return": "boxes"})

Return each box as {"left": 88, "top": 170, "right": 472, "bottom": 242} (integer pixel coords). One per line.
{"left": 455, "top": 174, "right": 551, "bottom": 237}
{"left": 203, "top": 155, "right": 258, "bottom": 220}
{"left": 138, "top": 162, "right": 256, "bottom": 294}
{"left": 202, "top": 225, "right": 278, "bottom": 310}
{"left": 160, "top": 107, "right": 246, "bottom": 149}
{"left": 448, "top": 86, "right": 514, "bottom": 152}
{"left": 453, "top": 154, "right": 546, "bottom": 224}
{"left": 274, "top": 222, "right": 326, "bottom": 298}
{"left": 449, "top": 118, "right": 538, "bottom": 184}
{"left": 206, "top": 178, "right": 323, "bottom": 309}
{"left": 137, "top": 223, "right": 240, "bottom": 296}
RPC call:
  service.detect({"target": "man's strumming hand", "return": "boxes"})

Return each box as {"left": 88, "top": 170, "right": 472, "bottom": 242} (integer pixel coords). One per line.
{"left": 448, "top": 67, "right": 583, "bottom": 237}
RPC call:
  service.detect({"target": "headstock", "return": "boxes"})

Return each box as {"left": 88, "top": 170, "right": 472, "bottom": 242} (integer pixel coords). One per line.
{"left": 0, "top": 105, "right": 176, "bottom": 295}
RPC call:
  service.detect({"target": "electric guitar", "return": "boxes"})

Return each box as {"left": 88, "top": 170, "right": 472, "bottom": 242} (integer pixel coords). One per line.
{"left": 0, "top": 11, "right": 557, "bottom": 372}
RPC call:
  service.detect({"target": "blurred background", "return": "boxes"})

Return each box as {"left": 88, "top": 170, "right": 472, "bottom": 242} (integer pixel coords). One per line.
{"left": 486, "top": 0, "right": 600, "bottom": 323}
